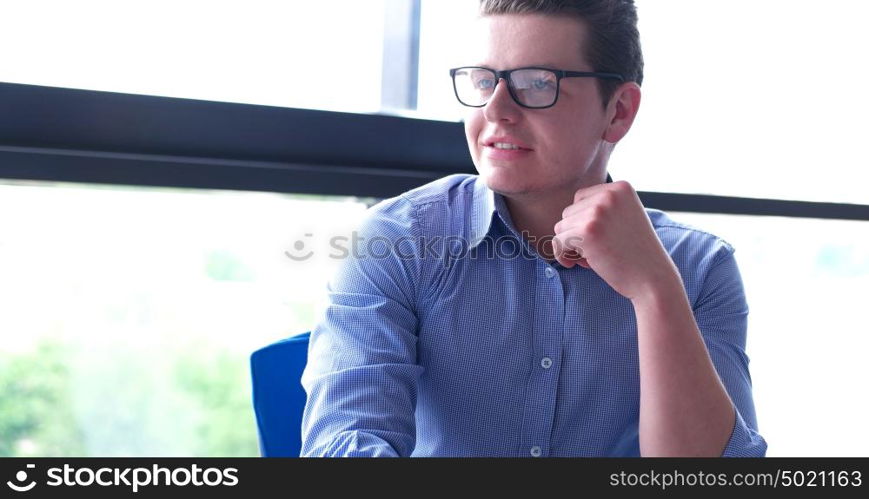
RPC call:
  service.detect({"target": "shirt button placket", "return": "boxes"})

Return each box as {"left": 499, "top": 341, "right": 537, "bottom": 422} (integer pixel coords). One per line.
{"left": 525, "top": 262, "right": 560, "bottom": 460}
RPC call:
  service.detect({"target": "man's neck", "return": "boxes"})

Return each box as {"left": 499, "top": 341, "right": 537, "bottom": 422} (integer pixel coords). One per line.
{"left": 502, "top": 190, "right": 571, "bottom": 262}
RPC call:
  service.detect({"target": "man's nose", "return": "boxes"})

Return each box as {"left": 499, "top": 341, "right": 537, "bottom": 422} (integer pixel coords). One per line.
{"left": 483, "top": 78, "right": 521, "bottom": 122}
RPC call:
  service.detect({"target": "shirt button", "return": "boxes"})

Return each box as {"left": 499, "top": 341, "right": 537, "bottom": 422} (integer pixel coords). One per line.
{"left": 540, "top": 357, "right": 553, "bottom": 369}
{"left": 530, "top": 446, "right": 542, "bottom": 457}
{"left": 544, "top": 267, "right": 555, "bottom": 279}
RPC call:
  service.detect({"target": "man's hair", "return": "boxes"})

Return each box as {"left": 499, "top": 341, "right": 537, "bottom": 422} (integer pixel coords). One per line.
{"left": 479, "top": 0, "right": 643, "bottom": 107}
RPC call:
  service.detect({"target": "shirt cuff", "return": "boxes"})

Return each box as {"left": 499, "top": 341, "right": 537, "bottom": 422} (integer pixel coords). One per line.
{"left": 312, "top": 430, "right": 401, "bottom": 458}
{"left": 721, "top": 409, "right": 768, "bottom": 457}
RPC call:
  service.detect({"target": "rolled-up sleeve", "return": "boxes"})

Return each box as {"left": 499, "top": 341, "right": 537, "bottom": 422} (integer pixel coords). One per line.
{"left": 300, "top": 197, "right": 425, "bottom": 457}
{"left": 692, "top": 245, "right": 768, "bottom": 457}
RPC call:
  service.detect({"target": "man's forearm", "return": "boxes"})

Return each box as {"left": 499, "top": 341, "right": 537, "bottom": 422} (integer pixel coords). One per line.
{"left": 633, "top": 272, "right": 736, "bottom": 457}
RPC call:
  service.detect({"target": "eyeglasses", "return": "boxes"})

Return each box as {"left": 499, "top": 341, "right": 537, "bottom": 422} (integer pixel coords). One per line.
{"left": 449, "top": 66, "right": 624, "bottom": 109}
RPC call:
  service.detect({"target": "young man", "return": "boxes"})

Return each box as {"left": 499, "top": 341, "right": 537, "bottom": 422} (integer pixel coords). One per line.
{"left": 301, "top": 0, "right": 767, "bottom": 457}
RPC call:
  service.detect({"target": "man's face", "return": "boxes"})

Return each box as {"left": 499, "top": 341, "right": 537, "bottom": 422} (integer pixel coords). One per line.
{"left": 463, "top": 14, "right": 614, "bottom": 198}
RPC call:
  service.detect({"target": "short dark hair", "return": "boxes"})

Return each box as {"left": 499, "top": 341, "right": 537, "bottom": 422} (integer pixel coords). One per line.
{"left": 479, "top": 0, "right": 643, "bottom": 107}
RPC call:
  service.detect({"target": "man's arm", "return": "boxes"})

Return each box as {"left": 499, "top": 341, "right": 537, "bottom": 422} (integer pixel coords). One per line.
{"left": 553, "top": 180, "right": 766, "bottom": 457}
{"left": 300, "top": 197, "right": 424, "bottom": 457}
{"left": 632, "top": 248, "right": 765, "bottom": 456}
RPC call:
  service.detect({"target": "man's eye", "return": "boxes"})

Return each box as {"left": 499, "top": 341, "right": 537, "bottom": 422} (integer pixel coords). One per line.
{"left": 532, "top": 79, "right": 553, "bottom": 90}
{"left": 475, "top": 78, "right": 496, "bottom": 90}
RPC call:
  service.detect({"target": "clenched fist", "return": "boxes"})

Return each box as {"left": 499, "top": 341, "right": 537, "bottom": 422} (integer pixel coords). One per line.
{"left": 552, "top": 180, "right": 681, "bottom": 302}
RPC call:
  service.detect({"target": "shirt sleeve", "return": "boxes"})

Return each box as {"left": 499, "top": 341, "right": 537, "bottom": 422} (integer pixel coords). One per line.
{"left": 692, "top": 244, "right": 768, "bottom": 457}
{"left": 300, "top": 196, "right": 425, "bottom": 457}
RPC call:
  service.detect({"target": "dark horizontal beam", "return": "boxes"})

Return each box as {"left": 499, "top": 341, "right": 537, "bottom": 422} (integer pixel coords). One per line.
{"left": 0, "top": 146, "right": 443, "bottom": 199}
{"left": 2, "top": 82, "right": 868, "bottom": 221}
{"left": 638, "top": 191, "right": 869, "bottom": 222}
{"left": 0, "top": 81, "right": 474, "bottom": 175}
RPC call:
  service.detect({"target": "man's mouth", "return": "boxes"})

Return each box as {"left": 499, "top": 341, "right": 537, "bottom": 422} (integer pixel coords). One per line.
{"left": 483, "top": 137, "right": 533, "bottom": 150}
{"left": 491, "top": 142, "right": 523, "bottom": 150}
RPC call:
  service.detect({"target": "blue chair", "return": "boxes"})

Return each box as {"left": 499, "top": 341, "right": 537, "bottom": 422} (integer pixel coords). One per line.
{"left": 250, "top": 331, "right": 310, "bottom": 457}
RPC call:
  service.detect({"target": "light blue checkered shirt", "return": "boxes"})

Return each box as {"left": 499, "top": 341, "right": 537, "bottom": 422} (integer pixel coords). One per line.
{"left": 301, "top": 174, "right": 767, "bottom": 457}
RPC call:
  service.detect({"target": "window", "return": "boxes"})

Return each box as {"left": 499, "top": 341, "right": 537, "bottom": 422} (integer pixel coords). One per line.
{"left": 416, "top": 0, "right": 479, "bottom": 122}
{"left": 0, "top": 0, "right": 387, "bottom": 113}
{"left": 0, "top": 180, "right": 373, "bottom": 456}
{"left": 669, "top": 211, "right": 869, "bottom": 456}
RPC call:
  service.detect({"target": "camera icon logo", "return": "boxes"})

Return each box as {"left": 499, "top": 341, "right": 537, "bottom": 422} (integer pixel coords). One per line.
{"left": 6, "top": 464, "right": 37, "bottom": 492}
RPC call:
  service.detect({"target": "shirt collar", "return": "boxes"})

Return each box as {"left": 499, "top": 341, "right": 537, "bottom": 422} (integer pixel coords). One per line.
{"left": 469, "top": 178, "right": 517, "bottom": 249}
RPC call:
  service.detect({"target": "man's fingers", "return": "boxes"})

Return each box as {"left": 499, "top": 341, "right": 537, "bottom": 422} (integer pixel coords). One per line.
{"left": 572, "top": 182, "right": 612, "bottom": 203}
{"left": 555, "top": 252, "right": 588, "bottom": 269}
{"left": 553, "top": 234, "right": 585, "bottom": 267}
{"left": 564, "top": 247, "right": 583, "bottom": 259}
{"left": 561, "top": 193, "right": 606, "bottom": 222}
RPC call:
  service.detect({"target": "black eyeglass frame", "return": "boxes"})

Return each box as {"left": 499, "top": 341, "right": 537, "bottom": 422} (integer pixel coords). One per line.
{"left": 449, "top": 66, "right": 625, "bottom": 109}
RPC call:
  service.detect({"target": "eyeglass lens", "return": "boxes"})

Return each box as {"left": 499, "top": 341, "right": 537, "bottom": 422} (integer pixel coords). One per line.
{"left": 453, "top": 68, "right": 558, "bottom": 108}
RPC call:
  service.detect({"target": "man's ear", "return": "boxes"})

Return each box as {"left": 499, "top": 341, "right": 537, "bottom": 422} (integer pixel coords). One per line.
{"left": 602, "top": 82, "right": 641, "bottom": 144}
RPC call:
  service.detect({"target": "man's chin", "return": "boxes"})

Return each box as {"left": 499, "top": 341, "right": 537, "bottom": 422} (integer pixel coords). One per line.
{"left": 479, "top": 174, "right": 537, "bottom": 198}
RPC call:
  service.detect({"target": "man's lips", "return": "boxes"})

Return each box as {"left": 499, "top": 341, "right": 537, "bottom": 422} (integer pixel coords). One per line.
{"left": 482, "top": 144, "right": 533, "bottom": 160}
{"left": 481, "top": 136, "right": 533, "bottom": 151}
{"left": 480, "top": 136, "right": 533, "bottom": 160}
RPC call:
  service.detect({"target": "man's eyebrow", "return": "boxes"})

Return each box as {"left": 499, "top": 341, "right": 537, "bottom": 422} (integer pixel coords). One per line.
{"left": 473, "top": 62, "right": 576, "bottom": 69}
